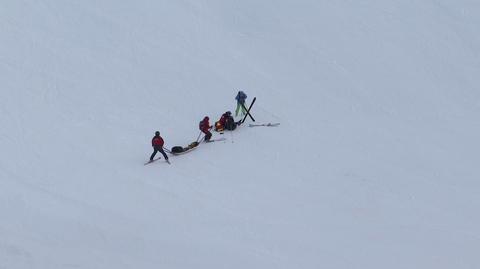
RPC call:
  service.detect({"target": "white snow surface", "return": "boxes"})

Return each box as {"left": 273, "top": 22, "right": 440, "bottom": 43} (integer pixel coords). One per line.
{"left": 1, "top": 0, "right": 480, "bottom": 268}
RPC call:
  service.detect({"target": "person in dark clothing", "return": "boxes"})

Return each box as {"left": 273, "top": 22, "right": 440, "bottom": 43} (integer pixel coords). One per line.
{"left": 224, "top": 112, "right": 237, "bottom": 131}
{"left": 150, "top": 131, "right": 169, "bottom": 161}
{"left": 235, "top": 91, "right": 247, "bottom": 117}
{"left": 199, "top": 116, "right": 212, "bottom": 141}
{"left": 218, "top": 111, "right": 237, "bottom": 131}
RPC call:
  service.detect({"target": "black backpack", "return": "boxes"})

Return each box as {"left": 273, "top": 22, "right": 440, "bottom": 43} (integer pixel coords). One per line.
{"left": 171, "top": 146, "right": 184, "bottom": 153}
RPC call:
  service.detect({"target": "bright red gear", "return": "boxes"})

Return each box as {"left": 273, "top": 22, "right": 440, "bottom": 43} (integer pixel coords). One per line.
{"left": 152, "top": 136, "right": 164, "bottom": 147}
{"left": 219, "top": 114, "right": 228, "bottom": 126}
{"left": 199, "top": 119, "right": 211, "bottom": 132}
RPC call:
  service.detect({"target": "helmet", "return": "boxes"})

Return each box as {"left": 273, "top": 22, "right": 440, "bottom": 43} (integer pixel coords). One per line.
{"left": 226, "top": 111, "right": 232, "bottom": 116}
{"left": 204, "top": 116, "right": 209, "bottom": 121}
{"left": 155, "top": 131, "right": 160, "bottom": 136}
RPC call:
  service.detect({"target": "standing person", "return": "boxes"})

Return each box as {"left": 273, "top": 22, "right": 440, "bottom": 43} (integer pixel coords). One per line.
{"left": 235, "top": 91, "right": 248, "bottom": 117}
{"left": 199, "top": 116, "right": 212, "bottom": 142}
{"left": 150, "top": 131, "right": 169, "bottom": 162}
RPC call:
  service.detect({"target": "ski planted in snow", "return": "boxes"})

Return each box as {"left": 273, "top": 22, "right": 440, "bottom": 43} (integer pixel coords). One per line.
{"left": 241, "top": 97, "right": 256, "bottom": 124}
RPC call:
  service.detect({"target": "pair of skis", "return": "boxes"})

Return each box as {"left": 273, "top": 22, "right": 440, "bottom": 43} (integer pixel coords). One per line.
{"left": 144, "top": 157, "right": 170, "bottom": 166}
{"left": 240, "top": 97, "right": 256, "bottom": 124}
{"left": 240, "top": 98, "right": 280, "bottom": 128}
{"left": 248, "top": 123, "right": 280, "bottom": 127}
{"left": 205, "top": 137, "right": 226, "bottom": 143}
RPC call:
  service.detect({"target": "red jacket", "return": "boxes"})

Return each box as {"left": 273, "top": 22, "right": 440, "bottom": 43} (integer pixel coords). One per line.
{"left": 219, "top": 114, "right": 227, "bottom": 126}
{"left": 152, "top": 136, "right": 164, "bottom": 147}
{"left": 199, "top": 119, "right": 211, "bottom": 132}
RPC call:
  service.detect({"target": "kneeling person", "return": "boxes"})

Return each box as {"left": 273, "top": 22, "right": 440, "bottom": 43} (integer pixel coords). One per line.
{"left": 216, "top": 111, "right": 237, "bottom": 131}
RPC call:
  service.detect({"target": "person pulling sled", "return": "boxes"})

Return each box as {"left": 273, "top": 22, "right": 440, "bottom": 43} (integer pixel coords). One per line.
{"left": 149, "top": 131, "right": 169, "bottom": 162}
{"left": 199, "top": 116, "right": 212, "bottom": 142}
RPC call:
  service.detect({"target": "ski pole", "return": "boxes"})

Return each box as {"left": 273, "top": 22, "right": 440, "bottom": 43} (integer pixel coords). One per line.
{"left": 196, "top": 131, "right": 202, "bottom": 142}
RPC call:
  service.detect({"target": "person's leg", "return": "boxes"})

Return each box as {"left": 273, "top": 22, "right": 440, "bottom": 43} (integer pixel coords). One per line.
{"left": 235, "top": 103, "right": 241, "bottom": 117}
{"left": 150, "top": 149, "right": 158, "bottom": 161}
{"left": 205, "top": 131, "right": 212, "bottom": 141}
{"left": 160, "top": 148, "right": 168, "bottom": 160}
{"left": 241, "top": 102, "right": 247, "bottom": 115}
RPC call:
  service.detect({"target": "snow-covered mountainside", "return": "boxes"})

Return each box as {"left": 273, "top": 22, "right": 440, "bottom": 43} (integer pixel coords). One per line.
{"left": 1, "top": 1, "right": 479, "bottom": 268}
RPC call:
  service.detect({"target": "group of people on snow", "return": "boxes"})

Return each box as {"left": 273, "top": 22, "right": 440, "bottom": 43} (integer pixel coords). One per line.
{"left": 149, "top": 91, "right": 248, "bottom": 162}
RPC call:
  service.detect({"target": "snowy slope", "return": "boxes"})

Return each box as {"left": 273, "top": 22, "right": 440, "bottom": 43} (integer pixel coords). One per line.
{"left": 1, "top": 0, "right": 480, "bottom": 268}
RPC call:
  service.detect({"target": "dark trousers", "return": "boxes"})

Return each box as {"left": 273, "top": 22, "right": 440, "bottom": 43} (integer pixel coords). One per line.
{"left": 150, "top": 146, "right": 168, "bottom": 161}
{"left": 202, "top": 130, "right": 212, "bottom": 141}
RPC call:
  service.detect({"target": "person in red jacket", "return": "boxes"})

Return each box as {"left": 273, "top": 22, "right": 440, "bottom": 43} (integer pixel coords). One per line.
{"left": 215, "top": 111, "right": 232, "bottom": 132}
{"left": 219, "top": 112, "right": 229, "bottom": 127}
{"left": 150, "top": 131, "right": 169, "bottom": 161}
{"left": 199, "top": 116, "right": 212, "bottom": 142}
